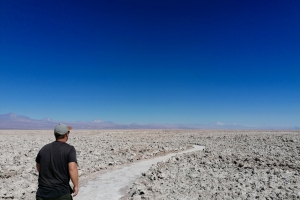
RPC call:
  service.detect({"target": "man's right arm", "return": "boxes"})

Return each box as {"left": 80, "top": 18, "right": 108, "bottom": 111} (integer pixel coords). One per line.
{"left": 69, "top": 162, "right": 79, "bottom": 196}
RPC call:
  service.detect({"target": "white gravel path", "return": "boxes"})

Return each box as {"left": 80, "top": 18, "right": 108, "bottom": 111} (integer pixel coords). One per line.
{"left": 75, "top": 145, "right": 205, "bottom": 200}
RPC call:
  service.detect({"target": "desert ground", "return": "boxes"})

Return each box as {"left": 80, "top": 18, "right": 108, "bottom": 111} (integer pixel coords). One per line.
{"left": 0, "top": 130, "right": 299, "bottom": 199}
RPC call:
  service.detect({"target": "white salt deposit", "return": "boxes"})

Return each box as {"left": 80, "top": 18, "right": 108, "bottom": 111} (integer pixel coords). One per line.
{"left": 75, "top": 145, "right": 204, "bottom": 199}
{"left": 1, "top": 130, "right": 299, "bottom": 199}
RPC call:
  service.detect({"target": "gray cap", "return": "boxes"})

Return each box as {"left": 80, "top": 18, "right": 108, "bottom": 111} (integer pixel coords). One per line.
{"left": 54, "top": 124, "right": 72, "bottom": 135}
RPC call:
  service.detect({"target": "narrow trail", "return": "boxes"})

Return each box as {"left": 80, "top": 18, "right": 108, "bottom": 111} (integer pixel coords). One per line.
{"left": 75, "top": 145, "right": 205, "bottom": 200}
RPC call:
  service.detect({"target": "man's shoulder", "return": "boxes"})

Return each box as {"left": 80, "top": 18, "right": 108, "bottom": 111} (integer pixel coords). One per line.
{"left": 61, "top": 142, "right": 76, "bottom": 151}
{"left": 39, "top": 142, "right": 76, "bottom": 152}
{"left": 64, "top": 142, "right": 75, "bottom": 148}
{"left": 40, "top": 142, "right": 54, "bottom": 150}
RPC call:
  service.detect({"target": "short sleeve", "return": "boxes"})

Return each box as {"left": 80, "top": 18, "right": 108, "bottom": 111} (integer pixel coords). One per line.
{"left": 68, "top": 146, "right": 77, "bottom": 164}
{"left": 35, "top": 151, "right": 41, "bottom": 163}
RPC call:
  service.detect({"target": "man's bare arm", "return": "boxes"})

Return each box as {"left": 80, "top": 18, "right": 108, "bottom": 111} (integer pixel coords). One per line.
{"left": 69, "top": 162, "right": 79, "bottom": 196}
{"left": 36, "top": 163, "right": 40, "bottom": 172}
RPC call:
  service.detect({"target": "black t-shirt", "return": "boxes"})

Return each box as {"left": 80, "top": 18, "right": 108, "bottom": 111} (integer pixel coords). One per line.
{"left": 35, "top": 141, "right": 77, "bottom": 198}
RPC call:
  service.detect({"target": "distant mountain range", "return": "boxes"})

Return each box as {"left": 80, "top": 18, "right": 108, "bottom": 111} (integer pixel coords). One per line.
{"left": 0, "top": 113, "right": 118, "bottom": 129}
{"left": 0, "top": 113, "right": 299, "bottom": 130}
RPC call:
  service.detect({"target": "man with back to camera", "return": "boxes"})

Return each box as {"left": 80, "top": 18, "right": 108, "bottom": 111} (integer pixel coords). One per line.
{"left": 35, "top": 124, "right": 79, "bottom": 200}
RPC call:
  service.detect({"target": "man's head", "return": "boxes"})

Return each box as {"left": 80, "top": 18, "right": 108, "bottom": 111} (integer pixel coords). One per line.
{"left": 54, "top": 124, "right": 72, "bottom": 140}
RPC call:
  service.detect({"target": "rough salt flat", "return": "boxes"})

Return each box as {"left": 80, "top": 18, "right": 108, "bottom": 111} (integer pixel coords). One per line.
{"left": 76, "top": 145, "right": 204, "bottom": 200}
{"left": 0, "top": 130, "right": 299, "bottom": 199}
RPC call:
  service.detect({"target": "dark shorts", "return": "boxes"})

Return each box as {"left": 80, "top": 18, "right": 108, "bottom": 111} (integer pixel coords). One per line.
{"left": 36, "top": 193, "right": 73, "bottom": 200}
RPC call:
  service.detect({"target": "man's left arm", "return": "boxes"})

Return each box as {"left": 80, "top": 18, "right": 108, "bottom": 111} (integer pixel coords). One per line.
{"left": 69, "top": 162, "right": 79, "bottom": 196}
{"left": 36, "top": 163, "right": 40, "bottom": 172}
{"left": 69, "top": 146, "right": 79, "bottom": 196}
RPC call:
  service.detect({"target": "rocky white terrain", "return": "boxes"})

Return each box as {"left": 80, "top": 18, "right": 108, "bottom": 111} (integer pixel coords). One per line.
{"left": 76, "top": 145, "right": 204, "bottom": 200}
{"left": 0, "top": 130, "right": 299, "bottom": 199}
{"left": 126, "top": 131, "right": 300, "bottom": 200}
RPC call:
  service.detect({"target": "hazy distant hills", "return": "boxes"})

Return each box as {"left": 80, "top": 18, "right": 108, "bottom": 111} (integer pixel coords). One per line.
{"left": 0, "top": 113, "right": 57, "bottom": 129}
{"left": 0, "top": 113, "right": 298, "bottom": 130}
{"left": 0, "top": 113, "right": 117, "bottom": 130}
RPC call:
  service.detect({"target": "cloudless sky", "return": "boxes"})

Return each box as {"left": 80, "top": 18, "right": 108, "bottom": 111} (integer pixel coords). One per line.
{"left": 1, "top": 0, "right": 299, "bottom": 127}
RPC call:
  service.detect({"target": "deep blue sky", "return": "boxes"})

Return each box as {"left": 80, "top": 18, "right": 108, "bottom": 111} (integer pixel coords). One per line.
{"left": 1, "top": 0, "right": 299, "bottom": 127}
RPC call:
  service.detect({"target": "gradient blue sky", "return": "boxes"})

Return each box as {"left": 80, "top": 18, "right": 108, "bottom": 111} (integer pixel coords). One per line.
{"left": 1, "top": 0, "right": 299, "bottom": 127}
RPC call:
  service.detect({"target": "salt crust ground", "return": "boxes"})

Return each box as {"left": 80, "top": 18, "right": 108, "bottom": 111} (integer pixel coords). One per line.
{"left": 0, "top": 130, "right": 299, "bottom": 199}
{"left": 76, "top": 145, "right": 204, "bottom": 200}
